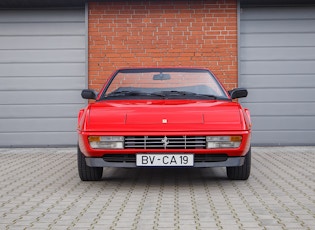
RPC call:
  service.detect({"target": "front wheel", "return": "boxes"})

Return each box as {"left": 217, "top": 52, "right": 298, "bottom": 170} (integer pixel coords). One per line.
{"left": 227, "top": 147, "right": 251, "bottom": 180}
{"left": 77, "top": 145, "right": 103, "bottom": 181}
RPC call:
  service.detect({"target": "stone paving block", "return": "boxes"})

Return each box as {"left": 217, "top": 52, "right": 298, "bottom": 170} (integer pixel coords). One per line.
{"left": 0, "top": 147, "right": 315, "bottom": 229}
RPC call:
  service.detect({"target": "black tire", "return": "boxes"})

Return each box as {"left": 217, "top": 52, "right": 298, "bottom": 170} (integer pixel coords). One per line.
{"left": 227, "top": 147, "right": 251, "bottom": 180}
{"left": 77, "top": 145, "right": 103, "bottom": 181}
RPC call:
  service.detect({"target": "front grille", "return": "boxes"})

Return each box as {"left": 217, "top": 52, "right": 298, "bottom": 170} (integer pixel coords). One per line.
{"left": 103, "top": 154, "right": 136, "bottom": 163}
{"left": 194, "top": 154, "right": 228, "bottom": 162}
{"left": 124, "top": 136, "right": 206, "bottom": 149}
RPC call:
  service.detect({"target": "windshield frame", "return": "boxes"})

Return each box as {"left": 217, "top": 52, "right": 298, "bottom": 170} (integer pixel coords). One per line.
{"left": 98, "top": 68, "right": 230, "bottom": 101}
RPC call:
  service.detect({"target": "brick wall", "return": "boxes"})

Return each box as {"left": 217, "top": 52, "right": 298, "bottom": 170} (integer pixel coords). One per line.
{"left": 88, "top": 0, "right": 238, "bottom": 91}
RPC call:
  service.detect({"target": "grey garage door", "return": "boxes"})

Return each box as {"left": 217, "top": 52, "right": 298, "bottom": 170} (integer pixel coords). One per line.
{"left": 0, "top": 9, "right": 86, "bottom": 147}
{"left": 240, "top": 5, "right": 315, "bottom": 145}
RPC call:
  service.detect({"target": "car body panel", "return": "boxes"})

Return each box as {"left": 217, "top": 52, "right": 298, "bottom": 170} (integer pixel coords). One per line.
{"left": 82, "top": 100, "right": 246, "bottom": 131}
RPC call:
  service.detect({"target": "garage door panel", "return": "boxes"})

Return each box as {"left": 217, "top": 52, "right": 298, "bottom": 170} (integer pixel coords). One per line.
{"left": 0, "top": 36, "right": 84, "bottom": 49}
{"left": 241, "top": 20, "right": 315, "bottom": 33}
{"left": 0, "top": 9, "right": 84, "bottom": 22}
{"left": 0, "top": 77, "right": 85, "bottom": 90}
{"left": 241, "top": 102, "right": 315, "bottom": 116}
{"left": 0, "top": 63, "right": 85, "bottom": 77}
{"left": 0, "top": 22, "right": 84, "bottom": 36}
{"left": 0, "top": 118, "right": 76, "bottom": 132}
{"left": 0, "top": 104, "right": 84, "bottom": 118}
{"left": 0, "top": 50, "right": 85, "bottom": 63}
{"left": 241, "top": 7, "right": 315, "bottom": 20}
{"left": 240, "top": 75, "right": 315, "bottom": 88}
{"left": 0, "top": 90, "right": 82, "bottom": 105}
{"left": 240, "top": 34, "right": 315, "bottom": 47}
{"left": 252, "top": 131, "right": 315, "bottom": 146}
{"left": 241, "top": 47, "right": 315, "bottom": 61}
{"left": 0, "top": 132, "right": 77, "bottom": 147}
{"left": 245, "top": 88, "right": 314, "bottom": 103}
{"left": 241, "top": 60, "right": 315, "bottom": 75}
{"left": 252, "top": 116, "right": 315, "bottom": 130}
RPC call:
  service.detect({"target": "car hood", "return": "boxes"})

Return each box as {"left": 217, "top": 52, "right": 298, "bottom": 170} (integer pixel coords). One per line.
{"left": 85, "top": 100, "right": 246, "bottom": 132}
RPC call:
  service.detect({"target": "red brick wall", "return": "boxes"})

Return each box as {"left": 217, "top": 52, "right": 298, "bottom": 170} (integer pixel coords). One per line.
{"left": 88, "top": 0, "right": 238, "bottom": 91}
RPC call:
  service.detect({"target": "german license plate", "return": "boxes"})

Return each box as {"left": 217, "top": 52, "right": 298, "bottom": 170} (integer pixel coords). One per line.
{"left": 136, "top": 154, "right": 194, "bottom": 167}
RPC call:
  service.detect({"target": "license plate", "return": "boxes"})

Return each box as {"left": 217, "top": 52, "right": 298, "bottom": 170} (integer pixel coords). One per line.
{"left": 136, "top": 154, "right": 194, "bottom": 167}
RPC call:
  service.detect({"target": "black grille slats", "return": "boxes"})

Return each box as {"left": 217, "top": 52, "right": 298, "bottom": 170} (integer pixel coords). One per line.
{"left": 194, "top": 154, "right": 228, "bottom": 162}
{"left": 103, "top": 154, "right": 136, "bottom": 162}
{"left": 124, "top": 136, "right": 206, "bottom": 149}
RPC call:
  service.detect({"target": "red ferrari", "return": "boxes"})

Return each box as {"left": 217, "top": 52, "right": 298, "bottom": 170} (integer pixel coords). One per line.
{"left": 77, "top": 68, "right": 251, "bottom": 181}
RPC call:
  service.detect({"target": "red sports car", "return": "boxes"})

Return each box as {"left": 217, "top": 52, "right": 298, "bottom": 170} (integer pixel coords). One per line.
{"left": 77, "top": 68, "right": 251, "bottom": 181}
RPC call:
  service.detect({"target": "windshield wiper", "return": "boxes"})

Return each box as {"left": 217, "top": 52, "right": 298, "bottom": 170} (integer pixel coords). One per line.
{"left": 105, "top": 90, "right": 166, "bottom": 99}
{"left": 105, "top": 90, "right": 219, "bottom": 100}
{"left": 151, "top": 91, "right": 217, "bottom": 99}
{"left": 106, "top": 90, "right": 145, "bottom": 97}
{"left": 191, "top": 93, "right": 218, "bottom": 99}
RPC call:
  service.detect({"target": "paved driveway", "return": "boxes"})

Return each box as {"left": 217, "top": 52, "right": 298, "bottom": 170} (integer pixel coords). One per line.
{"left": 0, "top": 147, "right": 314, "bottom": 229}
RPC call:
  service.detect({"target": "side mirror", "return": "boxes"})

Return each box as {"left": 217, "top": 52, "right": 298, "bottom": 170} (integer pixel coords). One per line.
{"left": 81, "top": 89, "right": 98, "bottom": 100}
{"left": 229, "top": 88, "right": 248, "bottom": 99}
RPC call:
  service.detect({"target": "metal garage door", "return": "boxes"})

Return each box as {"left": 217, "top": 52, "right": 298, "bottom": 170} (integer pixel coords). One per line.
{"left": 240, "top": 5, "right": 315, "bottom": 145}
{"left": 0, "top": 9, "right": 86, "bottom": 147}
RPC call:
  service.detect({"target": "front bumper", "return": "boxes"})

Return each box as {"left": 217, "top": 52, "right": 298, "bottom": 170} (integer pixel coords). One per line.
{"left": 85, "top": 156, "right": 245, "bottom": 168}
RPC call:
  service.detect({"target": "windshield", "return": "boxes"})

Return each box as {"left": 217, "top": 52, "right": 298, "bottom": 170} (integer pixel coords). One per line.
{"left": 100, "top": 69, "right": 228, "bottom": 100}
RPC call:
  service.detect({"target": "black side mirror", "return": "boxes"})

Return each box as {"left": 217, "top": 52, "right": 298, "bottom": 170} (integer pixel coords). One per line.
{"left": 228, "top": 88, "right": 248, "bottom": 99}
{"left": 81, "top": 89, "right": 98, "bottom": 100}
